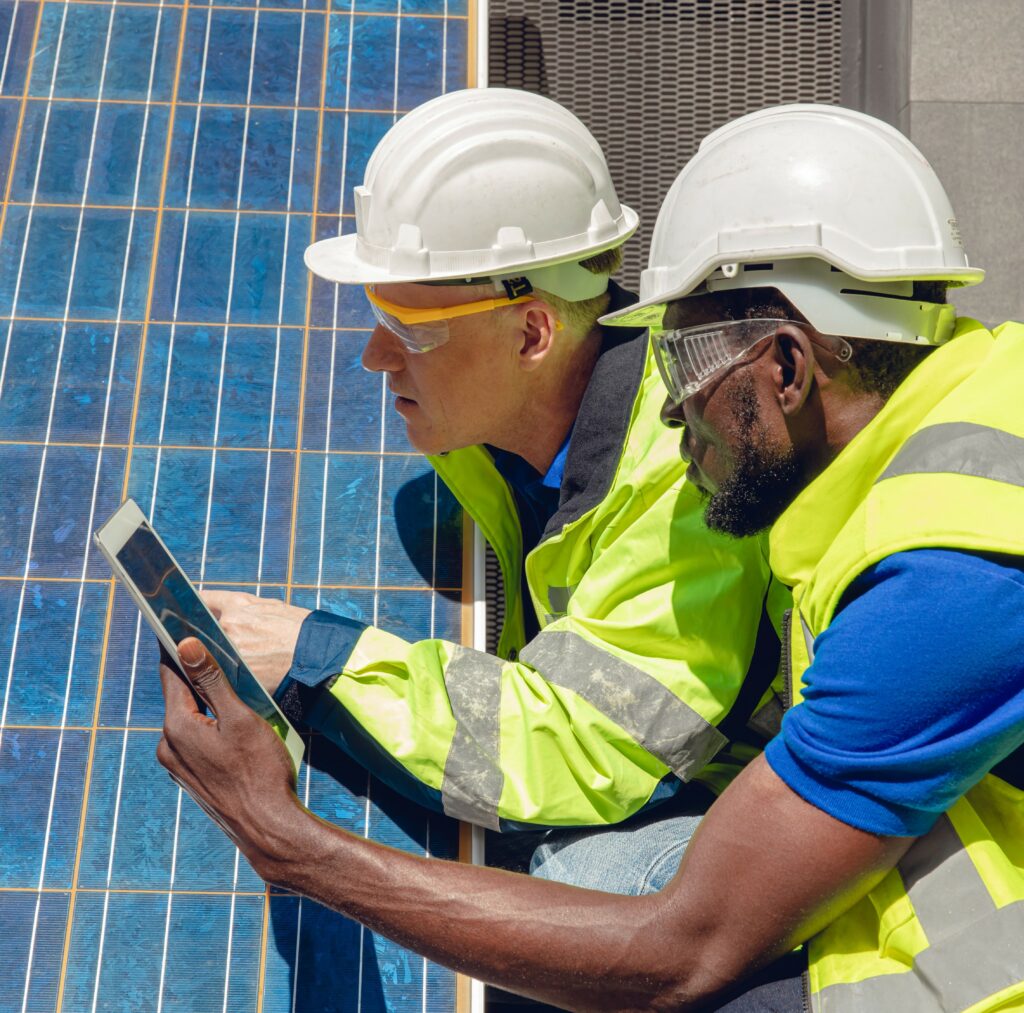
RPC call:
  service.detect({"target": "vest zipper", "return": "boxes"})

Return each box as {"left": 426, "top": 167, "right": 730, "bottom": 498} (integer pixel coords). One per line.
{"left": 800, "top": 965, "right": 812, "bottom": 1013}
{"left": 779, "top": 607, "right": 793, "bottom": 712}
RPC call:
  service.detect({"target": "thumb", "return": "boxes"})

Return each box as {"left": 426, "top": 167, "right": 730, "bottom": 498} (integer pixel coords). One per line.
{"left": 178, "top": 637, "right": 237, "bottom": 717}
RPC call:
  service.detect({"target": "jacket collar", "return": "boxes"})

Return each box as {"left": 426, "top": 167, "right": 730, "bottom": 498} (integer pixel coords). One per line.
{"left": 544, "top": 280, "right": 646, "bottom": 537}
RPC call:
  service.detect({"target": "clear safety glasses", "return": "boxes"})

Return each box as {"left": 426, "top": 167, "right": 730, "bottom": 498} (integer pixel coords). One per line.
{"left": 364, "top": 285, "right": 536, "bottom": 353}
{"left": 651, "top": 317, "right": 853, "bottom": 404}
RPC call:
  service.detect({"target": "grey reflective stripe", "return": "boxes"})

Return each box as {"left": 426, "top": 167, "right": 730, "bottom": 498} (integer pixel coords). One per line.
{"left": 898, "top": 814, "right": 996, "bottom": 944}
{"left": 546, "top": 584, "right": 576, "bottom": 615}
{"left": 520, "top": 630, "right": 727, "bottom": 780}
{"left": 440, "top": 646, "right": 505, "bottom": 830}
{"left": 800, "top": 613, "right": 815, "bottom": 665}
{"left": 747, "top": 695, "right": 784, "bottom": 740}
{"left": 815, "top": 815, "right": 1024, "bottom": 1012}
{"left": 877, "top": 421, "right": 1024, "bottom": 488}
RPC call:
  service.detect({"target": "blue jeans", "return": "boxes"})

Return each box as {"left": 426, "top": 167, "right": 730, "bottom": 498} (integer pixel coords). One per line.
{"left": 528, "top": 806, "right": 705, "bottom": 895}
{"left": 526, "top": 804, "right": 806, "bottom": 1011}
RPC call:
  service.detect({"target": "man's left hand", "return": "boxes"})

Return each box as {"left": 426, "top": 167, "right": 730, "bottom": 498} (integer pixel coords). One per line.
{"left": 200, "top": 590, "right": 310, "bottom": 696}
{"left": 157, "top": 638, "right": 303, "bottom": 873}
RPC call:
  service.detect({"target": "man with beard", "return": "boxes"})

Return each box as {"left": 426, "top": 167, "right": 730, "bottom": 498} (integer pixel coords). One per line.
{"left": 156, "top": 105, "right": 1024, "bottom": 1011}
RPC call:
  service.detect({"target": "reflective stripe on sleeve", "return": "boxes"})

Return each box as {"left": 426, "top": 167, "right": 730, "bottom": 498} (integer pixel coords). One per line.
{"left": 815, "top": 814, "right": 1024, "bottom": 1012}
{"left": 520, "top": 630, "right": 727, "bottom": 781}
{"left": 877, "top": 421, "right": 1024, "bottom": 487}
{"left": 440, "top": 646, "right": 505, "bottom": 830}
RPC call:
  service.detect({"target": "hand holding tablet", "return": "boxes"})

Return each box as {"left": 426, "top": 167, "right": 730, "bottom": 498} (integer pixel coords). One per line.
{"left": 94, "top": 499, "right": 305, "bottom": 774}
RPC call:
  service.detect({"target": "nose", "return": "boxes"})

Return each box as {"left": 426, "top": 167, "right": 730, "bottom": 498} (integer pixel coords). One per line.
{"left": 660, "top": 394, "right": 685, "bottom": 429}
{"left": 361, "top": 323, "right": 406, "bottom": 373}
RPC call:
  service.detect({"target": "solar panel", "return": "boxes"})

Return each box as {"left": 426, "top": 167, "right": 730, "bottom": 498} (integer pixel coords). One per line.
{"left": 0, "top": 1, "right": 475, "bottom": 1009}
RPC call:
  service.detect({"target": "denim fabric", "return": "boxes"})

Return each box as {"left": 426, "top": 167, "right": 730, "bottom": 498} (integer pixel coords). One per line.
{"left": 528, "top": 808, "right": 705, "bottom": 896}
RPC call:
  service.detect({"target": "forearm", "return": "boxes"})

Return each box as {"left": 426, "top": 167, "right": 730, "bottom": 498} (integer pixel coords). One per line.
{"left": 255, "top": 800, "right": 712, "bottom": 1012}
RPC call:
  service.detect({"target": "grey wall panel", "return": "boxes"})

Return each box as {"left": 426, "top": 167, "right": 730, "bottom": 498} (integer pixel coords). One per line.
{"left": 911, "top": 0, "right": 1024, "bottom": 103}
{"left": 907, "top": 0, "right": 1024, "bottom": 325}
{"left": 909, "top": 101, "right": 1024, "bottom": 325}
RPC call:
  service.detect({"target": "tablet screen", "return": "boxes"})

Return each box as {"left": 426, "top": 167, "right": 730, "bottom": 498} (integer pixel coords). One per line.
{"left": 116, "top": 521, "right": 285, "bottom": 731}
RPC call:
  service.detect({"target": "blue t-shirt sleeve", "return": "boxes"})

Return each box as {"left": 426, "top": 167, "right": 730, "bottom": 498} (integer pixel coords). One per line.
{"left": 765, "top": 549, "right": 1024, "bottom": 837}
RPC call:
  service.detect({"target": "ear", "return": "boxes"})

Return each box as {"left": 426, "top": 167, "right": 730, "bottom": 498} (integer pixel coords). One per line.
{"left": 516, "top": 301, "right": 560, "bottom": 372}
{"left": 769, "top": 325, "right": 817, "bottom": 417}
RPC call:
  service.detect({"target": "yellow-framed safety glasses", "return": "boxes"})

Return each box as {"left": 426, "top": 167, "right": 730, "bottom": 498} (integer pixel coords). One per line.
{"left": 363, "top": 284, "right": 549, "bottom": 353}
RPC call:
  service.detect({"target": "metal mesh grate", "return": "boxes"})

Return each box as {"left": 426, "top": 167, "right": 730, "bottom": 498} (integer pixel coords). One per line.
{"left": 488, "top": 0, "right": 847, "bottom": 289}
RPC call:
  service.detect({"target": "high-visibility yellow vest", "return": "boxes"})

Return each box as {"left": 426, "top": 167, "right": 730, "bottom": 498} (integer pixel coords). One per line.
{"left": 771, "top": 319, "right": 1024, "bottom": 1011}
{"left": 309, "top": 323, "right": 776, "bottom": 830}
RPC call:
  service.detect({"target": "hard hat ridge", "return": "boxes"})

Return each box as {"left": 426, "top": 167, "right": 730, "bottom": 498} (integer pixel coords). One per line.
{"left": 305, "top": 88, "right": 638, "bottom": 295}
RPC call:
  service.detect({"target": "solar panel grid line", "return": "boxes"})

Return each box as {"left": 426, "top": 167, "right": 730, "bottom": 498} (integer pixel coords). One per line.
{"left": 0, "top": 96, "right": 467, "bottom": 116}
{"left": 195, "top": 7, "right": 261, "bottom": 588}
{"left": 0, "top": 0, "right": 19, "bottom": 93}
{"left": 265, "top": 0, "right": 333, "bottom": 1002}
{"left": 0, "top": 316, "right": 372, "bottom": 330}
{"left": 256, "top": 0, "right": 309, "bottom": 595}
{"left": 150, "top": 3, "right": 224, "bottom": 1006}
{"left": 154, "top": 782, "right": 186, "bottom": 1012}
{"left": 317, "top": 0, "right": 356, "bottom": 612}
{"left": 0, "top": 438, "right": 419, "bottom": 456}
{"left": 14, "top": 1, "right": 130, "bottom": 1004}
{"left": 30, "top": 0, "right": 467, "bottom": 17}
{"left": 77, "top": 2, "right": 179, "bottom": 1007}
{"left": 0, "top": 2, "right": 44, "bottom": 251}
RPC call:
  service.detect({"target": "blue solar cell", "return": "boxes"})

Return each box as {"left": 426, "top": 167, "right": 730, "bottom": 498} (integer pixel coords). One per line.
{"left": 316, "top": 112, "right": 369, "bottom": 216}
{"left": 0, "top": 322, "right": 127, "bottom": 442}
{"left": 133, "top": 324, "right": 303, "bottom": 449}
{"left": 347, "top": 16, "right": 400, "bottom": 110}
{"left": 399, "top": 16, "right": 450, "bottom": 107}
{"left": 0, "top": 890, "right": 69, "bottom": 1013}
{"left": 0, "top": 579, "right": 109, "bottom": 727}
{"left": 0, "top": 727, "right": 90, "bottom": 887}
{"left": 243, "top": 109, "right": 320, "bottom": 212}
{"left": 20, "top": 444, "right": 127, "bottom": 579}
{"left": 0, "top": 2, "right": 41, "bottom": 98}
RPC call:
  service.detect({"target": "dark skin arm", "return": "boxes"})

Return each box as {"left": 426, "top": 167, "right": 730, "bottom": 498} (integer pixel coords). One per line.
{"left": 159, "top": 638, "right": 912, "bottom": 1012}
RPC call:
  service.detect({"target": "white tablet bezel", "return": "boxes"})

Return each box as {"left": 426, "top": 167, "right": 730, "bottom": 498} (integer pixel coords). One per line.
{"left": 94, "top": 498, "right": 305, "bottom": 774}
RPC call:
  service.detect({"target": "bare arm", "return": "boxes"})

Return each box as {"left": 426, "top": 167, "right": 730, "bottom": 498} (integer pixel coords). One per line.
{"left": 159, "top": 639, "right": 912, "bottom": 1011}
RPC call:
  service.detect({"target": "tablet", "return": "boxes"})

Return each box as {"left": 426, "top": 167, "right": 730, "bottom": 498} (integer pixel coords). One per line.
{"left": 94, "top": 498, "right": 305, "bottom": 774}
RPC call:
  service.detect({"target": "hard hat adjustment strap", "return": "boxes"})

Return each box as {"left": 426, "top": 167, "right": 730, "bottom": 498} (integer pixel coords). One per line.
{"left": 502, "top": 277, "right": 534, "bottom": 300}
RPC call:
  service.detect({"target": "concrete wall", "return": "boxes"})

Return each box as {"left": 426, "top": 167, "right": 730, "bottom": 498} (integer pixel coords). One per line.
{"left": 903, "top": 0, "right": 1024, "bottom": 326}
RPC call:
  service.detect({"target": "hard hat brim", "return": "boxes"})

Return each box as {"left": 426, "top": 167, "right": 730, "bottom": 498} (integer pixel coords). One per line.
{"left": 600, "top": 251, "right": 986, "bottom": 329}
{"left": 304, "top": 207, "right": 639, "bottom": 287}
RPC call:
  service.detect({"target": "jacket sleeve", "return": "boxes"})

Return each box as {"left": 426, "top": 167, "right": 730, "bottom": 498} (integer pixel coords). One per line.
{"left": 286, "top": 481, "right": 774, "bottom": 831}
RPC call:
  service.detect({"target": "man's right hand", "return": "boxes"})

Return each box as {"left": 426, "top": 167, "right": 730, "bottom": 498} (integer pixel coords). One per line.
{"left": 200, "top": 589, "right": 310, "bottom": 696}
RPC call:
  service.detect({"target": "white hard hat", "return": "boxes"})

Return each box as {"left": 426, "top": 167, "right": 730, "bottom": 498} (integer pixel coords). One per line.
{"left": 305, "top": 88, "right": 638, "bottom": 300}
{"left": 603, "top": 104, "right": 983, "bottom": 337}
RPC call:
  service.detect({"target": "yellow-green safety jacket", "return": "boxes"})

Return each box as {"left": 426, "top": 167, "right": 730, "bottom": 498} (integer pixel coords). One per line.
{"left": 770, "top": 318, "right": 1024, "bottom": 1011}
{"left": 304, "top": 308, "right": 777, "bottom": 830}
